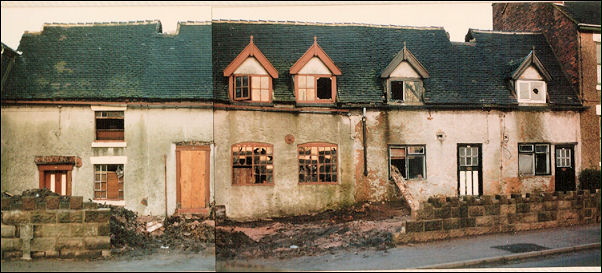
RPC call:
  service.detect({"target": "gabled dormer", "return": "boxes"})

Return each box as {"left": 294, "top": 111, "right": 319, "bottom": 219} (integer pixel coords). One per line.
{"left": 290, "top": 36, "right": 341, "bottom": 104}
{"left": 510, "top": 49, "right": 551, "bottom": 104}
{"left": 381, "top": 44, "right": 429, "bottom": 104}
{"left": 224, "top": 36, "right": 278, "bottom": 103}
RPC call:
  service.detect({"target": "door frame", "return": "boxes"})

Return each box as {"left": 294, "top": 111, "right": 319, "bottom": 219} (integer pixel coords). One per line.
{"left": 37, "top": 164, "right": 73, "bottom": 196}
{"left": 456, "top": 143, "right": 483, "bottom": 196}
{"left": 554, "top": 144, "right": 576, "bottom": 192}
{"left": 175, "top": 145, "right": 211, "bottom": 214}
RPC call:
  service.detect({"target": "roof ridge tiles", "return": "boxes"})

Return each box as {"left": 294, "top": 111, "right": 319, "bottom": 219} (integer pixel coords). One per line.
{"left": 212, "top": 19, "right": 444, "bottom": 30}
{"left": 469, "top": 28, "right": 542, "bottom": 35}
{"left": 42, "top": 19, "right": 161, "bottom": 28}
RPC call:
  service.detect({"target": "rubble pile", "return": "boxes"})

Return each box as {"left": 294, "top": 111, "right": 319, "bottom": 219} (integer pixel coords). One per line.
{"left": 216, "top": 201, "right": 409, "bottom": 259}
{"left": 156, "top": 215, "right": 216, "bottom": 252}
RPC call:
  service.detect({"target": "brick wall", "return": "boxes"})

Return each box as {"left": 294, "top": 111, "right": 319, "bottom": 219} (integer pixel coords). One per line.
{"left": 579, "top": 31, "right": 601, "bottom": 169}
{"left": 1, "top": 195, "right": 111, "bottom": 260}
{"left": 394, "top": 190, "right": 601, "bottom": 244}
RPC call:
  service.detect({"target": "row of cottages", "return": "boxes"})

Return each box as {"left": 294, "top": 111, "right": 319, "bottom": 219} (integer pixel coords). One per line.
{"left": 1, "top": 20, "right": 584, "bottom": 220}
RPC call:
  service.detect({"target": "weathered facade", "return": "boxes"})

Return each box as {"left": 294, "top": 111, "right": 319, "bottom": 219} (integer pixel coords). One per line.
{"left": 1, "top": 20, "right": 586, "bottom": 220}
{"left": 493, "top": 1, "right": 601, "bottom": 169}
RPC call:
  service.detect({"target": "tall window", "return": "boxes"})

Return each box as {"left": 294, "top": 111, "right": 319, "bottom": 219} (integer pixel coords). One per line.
{"left": 94, "top": 164, "right": 124, "bottom": 200}
{"left": 389, "top": 145, "right": 426, "bottom": 180}
{"left": 233, "top": 75, "right": 271, "bottom": 102}
{"left": 518, "top": 143, "right": 550, "bottom": 175}
{"left": 232, "top": 143, "right": 273, "bottom": 185}
{"left": 298, "top": 143, "right": 338, "bottom": 183}
{"left": 95, "top": 111, "right": 124, "bottom": 141}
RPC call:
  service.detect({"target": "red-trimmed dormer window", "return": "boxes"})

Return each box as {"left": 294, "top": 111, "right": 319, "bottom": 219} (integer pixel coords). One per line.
{"left": 224, "top": 36, "right": 278, "bottom": 103}
{"left": 290, "top": 36, "right": 342, "bottom": 104}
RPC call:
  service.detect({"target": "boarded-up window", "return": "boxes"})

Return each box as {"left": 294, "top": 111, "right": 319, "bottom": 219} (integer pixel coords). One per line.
{"left": 516, "top": 80, "right": 546, "bottom": 103}
{"left": 232, "top": 143, "right": 273, "bottom": 185}
{"left": 389, "top": 145, "right": 425, "bottom": 180}
{"left": 298, "top": 143, "right": 337, "bottom": 183}
{"left": 96, "top": 111, "right": 124, "bottom": 141}
{"left": 389, "top": 80, "right": 422, "bottom": 103}
{"left": 234, "top": 75, "right": 271, "bottom": 102}
{"left": 94, "top": 164, "right": 124, "bottom": 200}
{"left": 518, "top": 143, "right": 550, "bottom": 175}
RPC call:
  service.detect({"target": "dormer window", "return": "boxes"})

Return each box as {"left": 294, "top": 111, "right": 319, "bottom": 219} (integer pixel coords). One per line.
{"left": 290, "top": 37, "right": 341, "bottom": 104}
{"left": 224, "top": 36, "right": 278, "bottom": 103}
{"left": 381, "top": 44, "right": 429, "bottom": 104}
{"left": 510, "top": 49, "right": 551, "bottom": 104}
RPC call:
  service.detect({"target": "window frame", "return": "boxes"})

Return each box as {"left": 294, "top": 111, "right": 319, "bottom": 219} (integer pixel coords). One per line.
{"left": 231, "top": 142, "right": 274, "bottom": 186}
{"left": 294, "top": 74, "right": 337, "bottom": 104}
{"left": 518, "top": 143, "right": 551, "bottom": 176}
{"left": 516, "top": 80, "right": 547, "bottom": 103}
{"left": 95, "top": 111, "right": 124, "bottom": 141}
{"left": 297, "top": 142, "right": 339, "bottom": 184}
{"left": 231, "top": 74, "right": 273, "bottom": 103}
{"left": 93, "top": 164, "right": 124, "bottom": 201}
{"left": 388, "top": 144, "right": 427, "bottom": 180}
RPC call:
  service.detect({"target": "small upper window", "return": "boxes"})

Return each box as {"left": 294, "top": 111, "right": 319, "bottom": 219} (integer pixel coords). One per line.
{"left": 516, "top": 80, "right": 546, "bottom": 103}
{"left": 95, "top": 111, "right": 124, "bottom": 141}
{"left": 296, "top": 75, "right": 335, "bottom": 102}
{"left": 233, "top": 75, "right": 271, "bottom": 102}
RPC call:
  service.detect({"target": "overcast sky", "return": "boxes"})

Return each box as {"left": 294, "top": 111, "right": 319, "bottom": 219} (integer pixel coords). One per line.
{"left": 1, "top": 1, "right": 493, "bottom": 50}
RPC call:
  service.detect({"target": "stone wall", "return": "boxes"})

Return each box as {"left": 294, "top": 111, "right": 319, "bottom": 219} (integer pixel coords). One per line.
{"left": 394, "top": 190, "right": 601, "bottom": 244}
{"left": 1, "top": 195, "right": 110, "bottom": 260}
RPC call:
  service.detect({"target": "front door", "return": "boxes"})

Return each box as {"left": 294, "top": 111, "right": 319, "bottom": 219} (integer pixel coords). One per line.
{"left": 555, "top": 145, "right": 575, "bottom": 192}
{"left": 43, "top": 171, "right": 68, "bottom": 195}
{"left": 176, "top": 145, "right": 210, "bottom": 214}
{"left": 458, "top": 144, "right": 482, "bottom": 196}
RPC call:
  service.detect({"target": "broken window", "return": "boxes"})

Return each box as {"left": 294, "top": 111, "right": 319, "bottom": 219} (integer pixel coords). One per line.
{"left": 232, "top": 143, "right": 273, "bottom": 185}
{"left": 516, "top": 80, "right": 546, "bottom": 103}
{"left": 518, "top": 143, "right": 550, "bottom": 175}
{"left": 233, "top": 75, "right": 271, "bottom": 102}
{"left": 389, "top": 145, "right": 426, "bottom": 180}
{"left": 95, "top": 111, "right": 124, "bottom": 141}
{"left": 296, "top": 75, "right": 335, "bottom": 103}
{"left": 94, "top": 164, "right": 124, "bottom": 200}
{"left": 390, "top": 81, "right": 404, "bottom": 101}
{"left": 298, "top": 143, "right": 337, "bottom": 183}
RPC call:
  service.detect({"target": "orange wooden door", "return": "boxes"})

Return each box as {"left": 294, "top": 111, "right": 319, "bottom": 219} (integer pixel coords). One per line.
{"left": 177, "top": 146, "right": 210, "bottom": 212}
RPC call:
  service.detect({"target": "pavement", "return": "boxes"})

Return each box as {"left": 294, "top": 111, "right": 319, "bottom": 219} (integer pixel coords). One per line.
{"left": 219, "top": 223, "right": 602, "bottom": 271}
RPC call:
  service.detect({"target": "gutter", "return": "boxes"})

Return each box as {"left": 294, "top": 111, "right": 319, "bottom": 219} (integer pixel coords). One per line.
{"left": 577, "top": 23, "right": 601, "bottom": 32}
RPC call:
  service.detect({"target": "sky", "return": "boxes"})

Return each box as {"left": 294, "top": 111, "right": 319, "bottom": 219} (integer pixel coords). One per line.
{"left": 1, "top": 1, "right": 493, "bottom": 50}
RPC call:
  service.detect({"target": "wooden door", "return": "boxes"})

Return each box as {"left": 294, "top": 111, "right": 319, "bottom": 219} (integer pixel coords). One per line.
{"left": 555, "top": 145, "right": 575, "bottom": 192}
{"left": 43, "top": 171, "right": 68, "bottom": 195}
{"left": 176, "top": 145, "right": 210, "bottom": 213}
{"left": 458, "top": 144, "right": 483, "bottom": 196}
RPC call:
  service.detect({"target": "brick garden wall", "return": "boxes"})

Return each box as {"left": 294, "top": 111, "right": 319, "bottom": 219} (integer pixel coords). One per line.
{"left": 1, "top": 195, "right": 111, "bottom": 260}
{"left": 394, "top": 190, "right": 601, "bottom": 244}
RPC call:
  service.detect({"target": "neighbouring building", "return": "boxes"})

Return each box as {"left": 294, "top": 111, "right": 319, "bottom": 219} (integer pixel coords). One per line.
{"left": 493, "top": 1, "right": 601, "bottom": 169}
{"left": 1, "top": 21, "right": 214, "bottom": 216}
{"left": 1, "top": 20, "right": 586, "bottom": 220}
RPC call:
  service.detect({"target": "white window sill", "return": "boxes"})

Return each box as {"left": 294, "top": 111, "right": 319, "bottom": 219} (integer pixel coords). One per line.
{"left": 92, "top": 141, "right": 127, "bottom": 148}
{"left": 596, "top": 85, "right": 600, "bottom": 91}
{"left": 93, "top": 199, "right": 125, "bottom": 207}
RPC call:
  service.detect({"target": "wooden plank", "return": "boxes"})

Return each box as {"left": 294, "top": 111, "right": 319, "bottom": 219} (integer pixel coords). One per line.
{"left": 61, "top": 173, "right": 66, "bottom": 195}
{"left": 472, "top": 171, "right": 479, "bottom": 196}
{"left": 459, "top": 171, "right": 466, "bottom": 196}
{"left": 466, "top": 171, "right": 473, "bottom": 196}
{"left": 181, "top": 150, "right": 193, "bottom": 209}
{"left": 107, "top": 172, "right": 120, "bottom": 200}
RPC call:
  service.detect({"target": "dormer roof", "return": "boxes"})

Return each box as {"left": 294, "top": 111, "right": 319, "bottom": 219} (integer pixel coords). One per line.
{"left": 510, "top": 49, "right": 552, "bottom": 82}
{"left": 289, "top": 36, "right": 341, "bottom": 75}
{"left": 223, "top": 35, "right": 278, "bottom": 78}
{"left": 380, "top": 44, "right": 429, "bottom": 78}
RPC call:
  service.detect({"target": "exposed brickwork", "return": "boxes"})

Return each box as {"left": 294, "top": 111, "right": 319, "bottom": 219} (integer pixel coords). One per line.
{"left": 1, "top": 195, "right": 110, "bottom": 260}
{"left": 394, "top": 190, "right": 601, "bottom": 244}
{"left": 578, "top": 31, "right": 601, "bottom": 169}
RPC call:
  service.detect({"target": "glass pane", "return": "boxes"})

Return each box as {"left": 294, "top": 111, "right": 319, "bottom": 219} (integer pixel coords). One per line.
{"left": 298, "top": 76, "right": 307, "bottom": 88}
{"left": 535, "top": 153, "right": 548, "bottom": 174}
{"left": 471, "top": 147, "right": 478, "bottom": 157}
{"left": 519, "top": 144, "right": 533, "bottom": 152}
{"left": 460, "top": 157, "right": 466, "bottom": 166}
{"left": 307, "top": 76, "right": 315, "bottom": 88}
{"left": 390, "top": 147, "right": 406, "bottom": 158}
{"left": 519, "top": 154, "right": 534, "bottom": 175}
{"left": 459, "top": 147, "right": 466, "bottom": 157}
{"left": 518, "top": 82, "right": 530, "bottom": 100}
{"left": 472, "top": 156, "right": 478, "bottom": 166}
{"left": 408, "top": 146, "right": 424, "bottom": 154}
{"left": 408, "top": 155, "right": 424, "bottom": 179}
{"left": 535, "top": 144, "right": 548, "bottom": 153}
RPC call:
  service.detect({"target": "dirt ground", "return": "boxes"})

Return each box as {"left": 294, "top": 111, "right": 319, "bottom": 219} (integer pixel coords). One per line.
{"left": 215, "top": 200, "right": 411, "bottom": 260}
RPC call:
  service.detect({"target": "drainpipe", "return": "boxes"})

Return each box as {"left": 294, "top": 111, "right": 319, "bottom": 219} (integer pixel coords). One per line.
{"left": 362, "top": 108, "right": 368, "bottom": 176}
{"left": 164, "top": 154, "right": 168, "bottom": 218}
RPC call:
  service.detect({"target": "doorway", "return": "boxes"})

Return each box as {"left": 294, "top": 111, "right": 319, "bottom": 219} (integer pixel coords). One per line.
{"left": 457, "top": 144, "right": 483, "bottom": 196}
{"left": 555, "top": 145, "right": 575, "bottom": 192}
{"left": 176, "top": 145, "right": 210, "bottom": 214}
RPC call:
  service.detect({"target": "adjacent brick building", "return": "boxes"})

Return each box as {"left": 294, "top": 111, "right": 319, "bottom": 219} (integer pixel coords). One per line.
{"left": 493, "top": 1, "right": 601, "bottom": 169}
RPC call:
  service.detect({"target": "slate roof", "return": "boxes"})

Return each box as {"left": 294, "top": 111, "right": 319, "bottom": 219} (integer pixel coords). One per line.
{"left": 2, "top": 20, "right": 580, "bottom": 107}
{"left": 213, "top": 21, "right": 580, "bottom": 106}
{"left": 2, "top": 21, "right": 213, "bottom": 101}
{"left": 557, "top": 2, "right": 601, "bottom": 26}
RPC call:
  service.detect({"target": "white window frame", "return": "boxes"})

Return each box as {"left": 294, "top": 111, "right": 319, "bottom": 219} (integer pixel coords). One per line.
{"left": 516, "top": 80, "right": 547, "bottom": 103}
{"left": 388, "top": 145, "right": 426, "bottom": 180}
